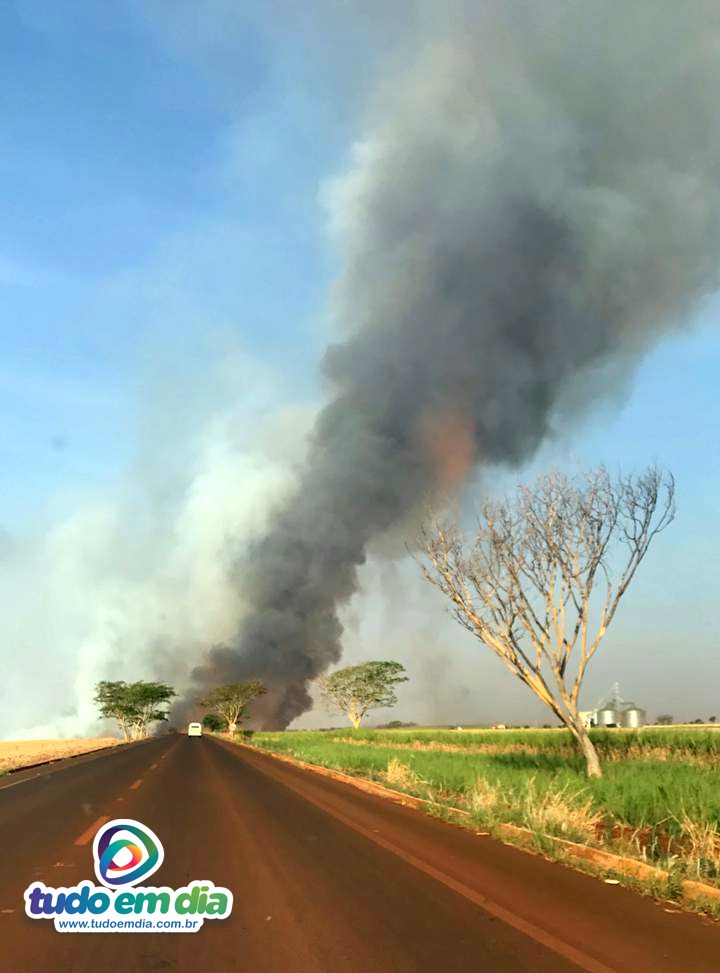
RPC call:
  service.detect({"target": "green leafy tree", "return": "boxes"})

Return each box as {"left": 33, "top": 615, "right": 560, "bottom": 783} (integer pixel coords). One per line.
{"left": 94, "top": 680, "right": 176, "bottom": 741}
{"left": 95, "top": 681, "right": 134, "bottom": 742}
{"left": 202, "top": 713, "right": 228, "bottom": 732}
{"left": 656, "top": 714, "right": 674, "bottom": 725}
{"left": 126, "top": 682, "right": 177, "bottom": 739}
{"left": 320, "top": 661, "right": 408, "bottom": 729}
{"left": 198, "top": 681, "right": 267, "bottom": 734}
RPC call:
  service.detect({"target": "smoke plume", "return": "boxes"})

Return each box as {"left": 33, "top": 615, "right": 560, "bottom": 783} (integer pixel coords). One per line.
{"left": 193, "top": 0, "right": 720, "bottom": 726}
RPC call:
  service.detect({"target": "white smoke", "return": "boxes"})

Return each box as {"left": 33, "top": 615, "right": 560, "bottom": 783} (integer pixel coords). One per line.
{"left": 0, "top": 350, "right": 312, "bottom": 739}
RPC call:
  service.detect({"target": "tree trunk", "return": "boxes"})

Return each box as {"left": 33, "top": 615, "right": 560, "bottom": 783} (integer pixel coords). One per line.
{"left": 227, "top": 721, "right": 237, "bottom": 735}
{"left": 572, "top": 720, "right": 602, "bottom": 778}
{"left": 348, "top": 712, "right": 362, "bottom": 729}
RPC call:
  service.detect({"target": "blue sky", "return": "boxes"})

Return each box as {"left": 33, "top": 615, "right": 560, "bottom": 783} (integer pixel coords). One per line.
{"left": 1, "top": 1, "right": 719, "bottom": 731}
{"left": 1, "top": 0, "right": 345, "bottom": 525}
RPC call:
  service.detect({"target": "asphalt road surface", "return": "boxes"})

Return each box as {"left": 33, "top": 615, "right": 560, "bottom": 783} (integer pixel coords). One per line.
{"left": 1, "top": 734, "right": 718, "bottom": 972}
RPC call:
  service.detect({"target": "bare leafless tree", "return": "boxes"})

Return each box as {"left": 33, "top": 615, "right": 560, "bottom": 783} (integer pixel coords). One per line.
{"left": 418, "top": 467, "right": 675, "bottom": 777}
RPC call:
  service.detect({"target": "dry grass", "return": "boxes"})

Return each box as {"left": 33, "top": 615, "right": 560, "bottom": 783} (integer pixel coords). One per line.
{"left": 466, "top": 776, "right": 604, "bottom": 842}
{"left": 466, "top": 777, "right": 505, "bottom": 821}
{"left": 679, "top": 814, "right": 720, "bottom": 880}
{"left": 0, "top": 738, "right": 119, "bottom": 773}
{"left": 521, "top": 779, "right": 604, "bottom": 843}
{"left": 384, "top": 757, "right": 423, "bottom": 791}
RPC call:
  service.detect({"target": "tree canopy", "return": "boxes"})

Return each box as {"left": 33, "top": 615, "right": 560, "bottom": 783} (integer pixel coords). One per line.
{"left": 320, "top": 661, "right": 408, "bottom": 729}
{"left": 202, "top": 713, "right": 228, "bottom": 732}
{"left": 94, "top": 680, "right": 176, "bottom": 741}
{"left": 197, "top": 681, "right": 267, "bottom": 733}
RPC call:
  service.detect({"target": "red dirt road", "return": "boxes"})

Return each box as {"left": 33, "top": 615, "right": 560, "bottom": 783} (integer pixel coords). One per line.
{"left": 0, "top": 734, "right": 717, "bottom": 972}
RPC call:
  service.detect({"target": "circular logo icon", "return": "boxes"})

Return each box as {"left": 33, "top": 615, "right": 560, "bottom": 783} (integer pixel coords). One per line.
{"left": 92, "top": 819, "right": 164, "bottom": 888}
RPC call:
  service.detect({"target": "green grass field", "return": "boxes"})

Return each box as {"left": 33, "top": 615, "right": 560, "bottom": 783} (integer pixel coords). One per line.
{"left": 249, "top": 726, "right": 720, "bottom": 882}
{"left": 270, "top": 725, "right": 720, "bottom": 759}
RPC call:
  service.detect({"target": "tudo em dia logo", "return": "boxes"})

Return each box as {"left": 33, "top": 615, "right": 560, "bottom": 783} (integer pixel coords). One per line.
{"left": 24, "top": 818, "right": 233, "bottom": 933}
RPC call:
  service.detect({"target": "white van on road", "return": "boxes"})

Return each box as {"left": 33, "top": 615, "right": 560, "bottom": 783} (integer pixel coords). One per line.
{"left": 187, "top": 722, "right": 203, "bottom": 737}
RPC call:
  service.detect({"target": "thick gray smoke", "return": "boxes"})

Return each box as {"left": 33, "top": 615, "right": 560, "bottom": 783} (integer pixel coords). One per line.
{"left": 193, "top": 0, "right": 720, "bottom": 726}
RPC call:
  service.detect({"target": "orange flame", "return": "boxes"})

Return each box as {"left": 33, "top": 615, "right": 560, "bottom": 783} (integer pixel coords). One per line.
{"left": 420, "top": 408, "right": 476, "bottom": 495}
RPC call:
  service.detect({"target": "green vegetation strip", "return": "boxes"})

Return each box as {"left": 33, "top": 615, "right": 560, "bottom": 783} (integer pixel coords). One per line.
{"left": 249, "top": 727, "right": 720, "bottom": 888}
{"left": 253, "top": 732, "right": 718, "bottom": 828}
{"left": 304, "top": 726, "right": 720, "bottom": 760}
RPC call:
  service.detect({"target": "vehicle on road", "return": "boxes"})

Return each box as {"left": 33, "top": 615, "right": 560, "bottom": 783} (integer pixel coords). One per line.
{"left": 187, "top": 722, "right": 203, "bottom": 737}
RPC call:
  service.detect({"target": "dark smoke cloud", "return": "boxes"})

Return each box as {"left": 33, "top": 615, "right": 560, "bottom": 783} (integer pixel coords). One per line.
{"left": 192, "top": 0, "right": 720, "bottom": 726}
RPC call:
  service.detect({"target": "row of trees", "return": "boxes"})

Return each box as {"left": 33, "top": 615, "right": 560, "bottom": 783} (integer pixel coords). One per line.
{"left": 94, "top": 465, "right": 672, "bottom": 780}
{"left": 196, "top": 673, "right": 414, "bottom": 733}
{"left": 93, "top": 668, "right": 407, "bottom": 739}
{"left": 95, "top": 679, "right": 270, "bottom": 739}
{"left": 657, "top": 715, "right": 717, "bottom": 725}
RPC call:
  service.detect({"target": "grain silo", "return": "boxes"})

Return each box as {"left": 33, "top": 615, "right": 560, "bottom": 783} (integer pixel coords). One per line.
{"left": 596, "top": 705, "right": 620, "bottom": 728}
{"left": 621, "top": 703, "right": 646, "bottom": 729}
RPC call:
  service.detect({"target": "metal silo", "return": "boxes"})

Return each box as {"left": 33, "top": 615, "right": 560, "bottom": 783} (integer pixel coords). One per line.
{"left": 621, "top": 704, "right": 646, "bottom": 729}
{"left": 596, "top": 706, "right": 620, "bottom": 728}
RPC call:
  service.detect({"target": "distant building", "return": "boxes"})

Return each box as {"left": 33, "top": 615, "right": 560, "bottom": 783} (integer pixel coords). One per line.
{"left": 580, "top": 685, "right": 646, "bottom": 729}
